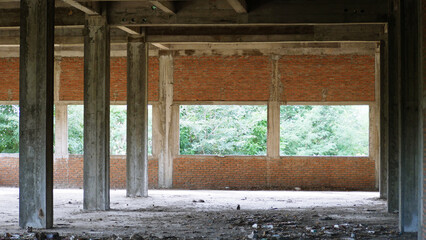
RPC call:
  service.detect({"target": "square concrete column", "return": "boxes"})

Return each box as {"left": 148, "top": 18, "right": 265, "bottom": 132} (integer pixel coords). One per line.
{"left": 386, "top": 1, "right": 400, "bottom": 213}
{"left": 399, "top": 0, "right": 421, "bottom": 233}
{"left": 55, "top": 104, "right": 68, "bottom": 158}
{"left": 154, "top": 51, "right": 178, "bottom": 189}
{"left": 19, "top": 0, "right": 54, "bottom": 229}
{"left": 126, "top": 34, "right": 149, "bottom": 197}
{"left": 83, "top": 13, "right": 110, "bottom": 210}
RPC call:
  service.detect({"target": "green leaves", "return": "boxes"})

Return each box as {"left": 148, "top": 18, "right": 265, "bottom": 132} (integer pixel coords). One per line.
{"left": 0, "top": 105, "right": 19, "bottom": 153}
{"left": 179, "top": 105, "right": 267, "bottom": 156}
{"left": 280, "top": 105, "right": 369, "bottom": 156}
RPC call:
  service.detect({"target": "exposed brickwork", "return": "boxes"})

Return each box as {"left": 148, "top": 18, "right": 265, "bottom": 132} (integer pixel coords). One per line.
{"left": 0, "top": 155, "right": 19, "bottom": 187}
{"left": 0, "top": 53, "right": 376, "bottom": 192}
{"left": 280, "top": 55, "right": 375, "bottom": 102}
{"left": 174, "top": 56, "right": 271, "bottom": 101}
{"left": 0, "top": 155, "right": 158, "bottom": 189}
{"left": 0, "top": 58, "right": 19, "bottom": 101}
{"left": 173, "top": 156, "right": 375, "bottom": 190}
{"left": 59, "top": 57, "right": 159, "bottom": 102}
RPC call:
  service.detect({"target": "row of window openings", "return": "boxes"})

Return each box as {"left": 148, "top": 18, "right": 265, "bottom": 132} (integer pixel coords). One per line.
{"left": 0, "top": 105, "right": 369, "bottom": 157}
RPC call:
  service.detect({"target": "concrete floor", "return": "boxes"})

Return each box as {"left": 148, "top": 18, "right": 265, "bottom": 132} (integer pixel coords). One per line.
{"left": 0, "top": 188, "right": 413, "bottom": 239}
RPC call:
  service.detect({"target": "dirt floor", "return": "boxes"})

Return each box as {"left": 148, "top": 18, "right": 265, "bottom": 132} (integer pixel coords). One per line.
{"left": 0, "top": 188, "right": 417, "bottom": 239}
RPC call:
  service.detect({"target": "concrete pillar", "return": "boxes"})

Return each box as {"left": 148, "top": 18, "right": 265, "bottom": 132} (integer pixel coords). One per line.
{"left": 387, "top": 1, "right": 401, "bottom": 213}
{"left": 267, "top": 55, "right": 281, "bottom": 159}
{"left": 19, "top": 0, "right": 54, "bottom": 229}
{"left": 379, "top": 41, "right": 389, "bottom": 199}
{"left": 126, "top": 34, "right": 149, "bottom": 197}
{"left": 373, "top": 47, "right": 385, "bottom": 197}
{"left": 399, "top": 0, "right": 421, "bottom": 233}
{"left": 154, "top": 51, "right": 178, "bottom": 188}
{"left": 55, "top": 105, "right": 69, "bottom": 158}
{"left": 83, "top": 13, "right": 110, "bottom": 210}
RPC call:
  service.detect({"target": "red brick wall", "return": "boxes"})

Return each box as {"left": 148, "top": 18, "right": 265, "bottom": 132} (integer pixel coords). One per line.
{"left": 0, "top": 155, "right": 158, "bottom": 189}
{"left": 173, "top": 56, "right": 271, "bottom": 101}
{"left": 59, "top": 57, "right": 159, "bottom": 102}
{"left": 173, "top": 156, "right": 375, "bottom": 190}
{"left": 0, "top": 155, "right": 19, "bottom": 187}
{"left": 173, "top": 55, "right": 375, "bottom": 102}
{"left": 0, "top": 58, "right": 19, "bottom": 101}
{"left": 280, "top": 55, "right": 375, "bottom": 102}
{"left": 0, "top": 53, "right": 376, "bottom": 191}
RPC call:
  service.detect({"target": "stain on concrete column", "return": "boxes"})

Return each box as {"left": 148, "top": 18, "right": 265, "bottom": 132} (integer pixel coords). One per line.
{"left": 83, "top": 13, "right": 110, "bottom": 210}
{"left": 19, "top": 0, "right": 54, "bottom": 229}
{"left": 126, "top": 34, "right": 149, "bottom": 197}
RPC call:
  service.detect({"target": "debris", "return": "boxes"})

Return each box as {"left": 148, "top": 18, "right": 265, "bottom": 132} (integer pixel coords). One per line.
{"left": 334, "top": 224, "right": 339, "bottom": 229}
{"left": 263, "top": 224, "right": 273, "bottom": 229}
{"left": 294, "top": 187, "right": 301, "bottom": 191}
{"left": 252, "top": 223, "right": 258, "bottom": 229}
{"left": 237, "top": 204, "right": 240, "bottom": 210}
{"left": 319, "top": 216, "right": 334, "bottom": 220}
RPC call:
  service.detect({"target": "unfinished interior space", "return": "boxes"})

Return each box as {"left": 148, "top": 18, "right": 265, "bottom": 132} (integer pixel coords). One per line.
{"left": 0, "top": 0, "right": 424, "bottom": 239}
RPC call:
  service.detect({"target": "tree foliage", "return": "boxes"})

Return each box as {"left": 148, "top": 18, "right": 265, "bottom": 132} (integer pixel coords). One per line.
{"left": 180, "top": 105, "right": 267, "bottom": 155}
{"left": 280, "top": 105, "right": 369, "bottom": 156}
{"left": 67, "top": 105, "right": 152, "bottom": 155}
{"left": 68, "top": 105, "right": 84, "bottom": 154}
{"left": 0, "top": 105, "right": 19, "bottom": 153}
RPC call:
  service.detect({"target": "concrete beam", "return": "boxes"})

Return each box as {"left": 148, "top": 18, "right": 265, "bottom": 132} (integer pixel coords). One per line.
{"left": 108, "top": 0, "right": 388, "bottom": 26}
{"left": 19, "top": 0, "right": 54, "bottom": 229}
{"left": 0, "top": 24, "right": 386, "bottom": 45}
{"left": 83, "top": 13, "right": 110, "bottom": 211}
{"left": 151, "top": 43, "right": 169, "bottom": 50}
{"left": 126, "top": 34, "right": 149, "bottom": 197}
{"left": 226, "top": 0, "right": 247, "bottom": 13}
{"left": 150, "top": 1, "right": 175, "bottom": 14}
{"left": 117, "top": 26, "right": 140, "bottom": 35}
{"left": 62, "top": 0, "right": 99, "bottom": 15}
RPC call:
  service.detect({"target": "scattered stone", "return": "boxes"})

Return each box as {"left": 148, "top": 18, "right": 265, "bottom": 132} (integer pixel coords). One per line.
{"left": 237, "top": 204, "right": 240, "bottom": 210}
{"left": 252, "top": 223, "right": 258, "bottom": 229}
{"left": 294, "top": 187, "right": 301, "bottom": 191}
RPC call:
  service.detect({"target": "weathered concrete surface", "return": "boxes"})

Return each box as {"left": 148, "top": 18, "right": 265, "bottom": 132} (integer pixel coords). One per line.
{"left": 18, "top": 0, "right": 54, "bottom": 229}
{"left": 83, "top": 14, "right": 110, "bottom": 210}
{"left": 55, "top": 104, "right": 68, "bottom": 158}
{"left": 155, "top": 52, "right": 178, "bottom": 189}
{"left": 372, "top": 48, "right": 384, "bottom": 196}
{"left": 126, "top": 34, "right": 149, "bottom": 197}
{"left": 386, "top": 1, "right": 400, "bottom": 214}
{"left": 267, "top": 55, "right": 281, "bottom": 159}
{"left": 379, "top": 41, "right": 389, "bottom": 201}
{"left": 399, "top": 0, "right": 421, "bottom": 233}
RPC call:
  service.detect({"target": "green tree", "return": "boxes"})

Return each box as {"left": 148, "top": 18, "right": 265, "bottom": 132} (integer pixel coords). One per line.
{"left": 179, "top": 105, "right": 267, "bottom": 155}
{"left": 67, "top": 105, "right": 153, "bottom": 155}
{"left": 68, "top": 105, "right": 84, "bottom": 154}
{"left": 280, "top": 105, "right": 369, "bottom": 156}
{"left": 0, "top": 105, "right": 19, "bottom": 153}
